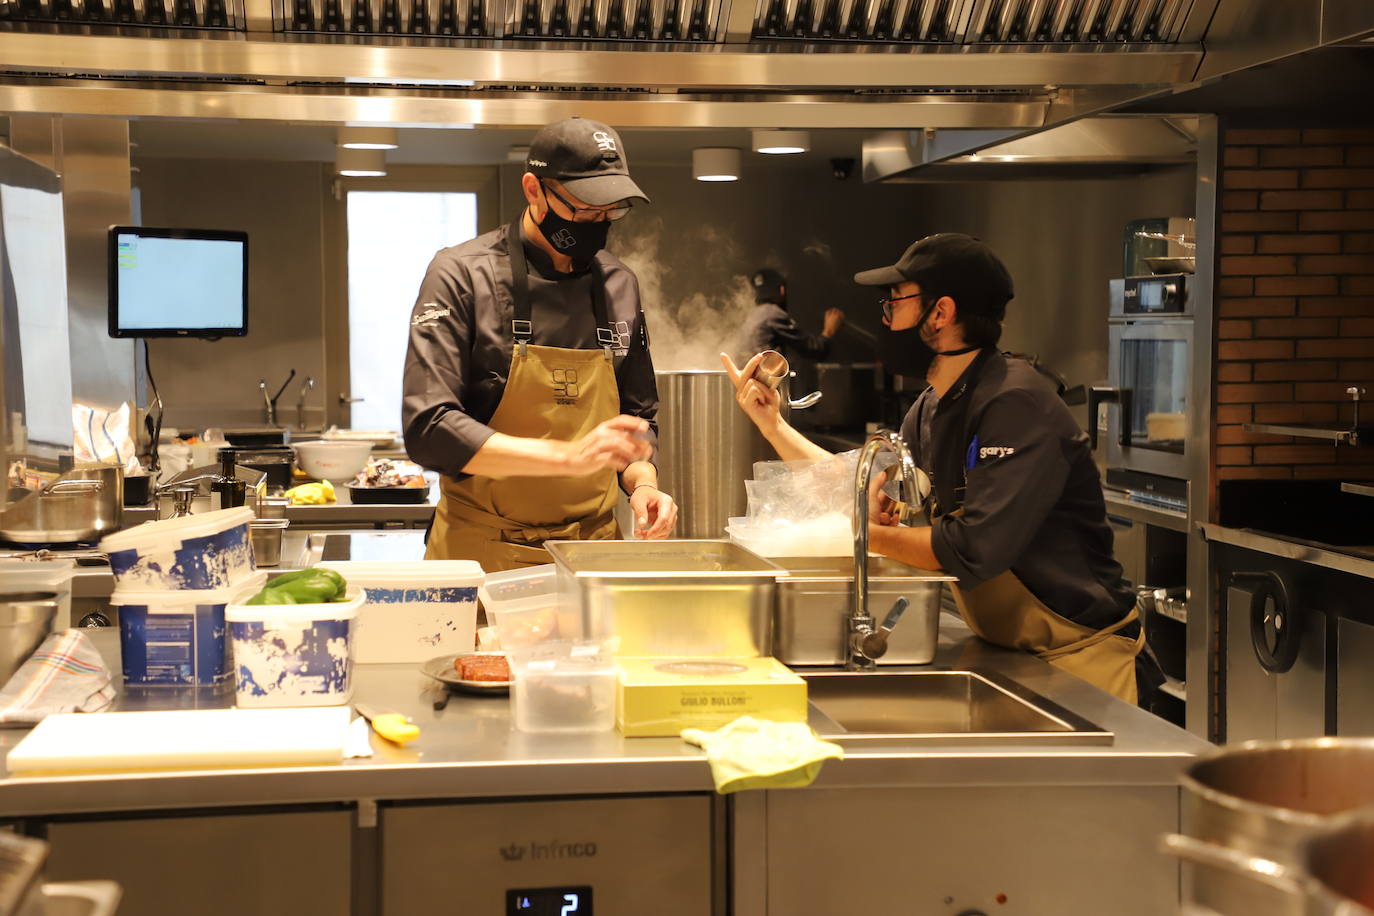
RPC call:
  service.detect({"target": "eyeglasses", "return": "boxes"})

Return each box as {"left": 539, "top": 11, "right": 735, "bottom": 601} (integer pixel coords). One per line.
{"left": 879, "top": 292, "right": 922, "bottom": 323}
{"left": 541, "top": 181, "right": 633, "bottom": 223}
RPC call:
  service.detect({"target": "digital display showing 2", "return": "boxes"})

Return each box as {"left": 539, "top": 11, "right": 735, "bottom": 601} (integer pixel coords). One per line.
{"left": 507, "top": 886, "right": 593, "bottom": 915}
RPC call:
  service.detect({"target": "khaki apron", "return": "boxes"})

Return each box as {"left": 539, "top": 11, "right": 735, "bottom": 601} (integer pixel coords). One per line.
{"left": 426, "top": 221, "right": 622, "bottom": 571}
{"left": 949, "top": 571, "right": 1144, "bottom": 704}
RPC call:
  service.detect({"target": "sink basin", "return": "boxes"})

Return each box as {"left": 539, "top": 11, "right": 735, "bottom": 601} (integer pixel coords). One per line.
{"left": 802, "top": 669, "right": 1113, "bottom": 746}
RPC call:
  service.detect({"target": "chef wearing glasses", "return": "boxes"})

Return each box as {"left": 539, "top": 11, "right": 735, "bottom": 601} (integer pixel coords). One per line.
{"left": 403, "top": 117, "right": 678, "bottom": 571}
{"left": 723, "top": 234, "right": 1158, "bottom": 705}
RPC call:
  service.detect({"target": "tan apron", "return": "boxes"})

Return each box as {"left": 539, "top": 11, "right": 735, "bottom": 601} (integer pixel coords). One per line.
{"left": 949, "top": 572, "right": 1144, "bottom": 704}
{"left": 425, "top": 222, "right": 622, "bottom": 571}
{"left": 931, "top": 494, "right": 1143, "bottom": 704}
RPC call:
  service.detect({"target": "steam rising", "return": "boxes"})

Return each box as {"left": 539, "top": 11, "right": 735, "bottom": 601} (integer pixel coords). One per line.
{"left": 611, "top": 216, "right": 765, "bottom": 372}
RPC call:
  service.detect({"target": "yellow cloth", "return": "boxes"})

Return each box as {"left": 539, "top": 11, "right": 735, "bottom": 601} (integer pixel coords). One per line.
{"left": 681, "top": 716, "right": 844, "bottom": 795}
{"left": 286, "top": 480, "right": 335, "bottom": 505}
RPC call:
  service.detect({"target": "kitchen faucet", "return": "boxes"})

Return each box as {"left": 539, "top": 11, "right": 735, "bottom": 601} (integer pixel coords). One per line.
{"left": 848, "top": 429, "right": 920, "bottom": 671}
{"left": 258, "top": 369, "right": 297, "bottom": 426}
{"left": 297, "top": 376, "right": 316, "bottom": 430}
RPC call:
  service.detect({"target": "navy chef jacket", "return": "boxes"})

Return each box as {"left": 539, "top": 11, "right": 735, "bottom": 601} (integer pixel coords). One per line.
{"left": 900, "top": 349, "right": 1136, "bottom": 633}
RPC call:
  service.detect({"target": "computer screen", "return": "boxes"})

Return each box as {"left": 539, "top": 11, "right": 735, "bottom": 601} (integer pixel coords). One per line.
{"left": 108, "top": 226, "right": 248, "bottom": 338}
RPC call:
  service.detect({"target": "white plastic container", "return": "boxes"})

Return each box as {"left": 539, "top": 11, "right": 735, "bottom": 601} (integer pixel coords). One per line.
{"left": 0, "top": 558, "right": 75, "bottom": 630}
{"left": 224, "top": 588, "right": 363, "bottom": 707}
{"left": 323, "top": 560, "right": 482, "bottom": 663}
{"left": 111, "top": 572, "right": 265, "bottom": 687}
{"left": 510, "top": 648, "right": 618, "bottom": 734}
{"left": 478, "top": 564, "right": 575, "bottom": 650}
{"left": 290, "top": 440, "right": 372, "bottom": 483}
{"left": 100, "top": 507, "right": 256, "bottom": 591}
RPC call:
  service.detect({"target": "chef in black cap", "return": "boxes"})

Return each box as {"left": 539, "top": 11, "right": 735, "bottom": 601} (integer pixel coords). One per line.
{"left": 404, "top": 117, "right": 677, "bottom": 570}
{"left": 734, "top": 267, "right": 845, "bottom": 363}
{"left": 722, "top": 233, "right": 1158, "bottom": 705}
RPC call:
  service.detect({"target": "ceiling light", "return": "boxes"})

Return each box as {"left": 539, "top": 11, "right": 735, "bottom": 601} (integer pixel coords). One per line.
{"left": 693, "top": 147, "right": 741, "bottom": 182}
{"left": 337, "top": 127, "right": 399, "bottom": 150}
{"left": 752, "top": 129, "right": 810, "bottom": 155}
{"left": 336, "top": 148, "right": 387, "bottom": 177}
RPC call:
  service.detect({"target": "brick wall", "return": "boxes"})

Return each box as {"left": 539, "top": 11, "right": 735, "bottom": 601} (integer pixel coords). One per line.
{"left": 1214, "top": 126, "right": 1374, "bottom": 483}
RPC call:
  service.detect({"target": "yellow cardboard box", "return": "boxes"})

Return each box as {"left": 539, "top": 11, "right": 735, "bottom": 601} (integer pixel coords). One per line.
{"left": 617, "top": 657, "right": 808, "bottom": 737}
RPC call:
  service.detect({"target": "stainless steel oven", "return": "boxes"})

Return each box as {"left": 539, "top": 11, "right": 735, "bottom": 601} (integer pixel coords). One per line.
{"left": 1093, "top": 275, "right": 1193, "bottom": 485}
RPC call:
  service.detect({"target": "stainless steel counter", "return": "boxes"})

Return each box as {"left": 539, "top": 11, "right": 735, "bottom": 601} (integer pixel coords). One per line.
{"left": 0, "top": 620, "right": 1210, "bottom": 819}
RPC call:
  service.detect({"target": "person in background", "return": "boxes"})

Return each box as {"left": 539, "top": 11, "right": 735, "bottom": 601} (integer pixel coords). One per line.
{"left": 403, "top": 117, "right": 678, "bottom": 571}
{"left": 722, "top": 233, "right": 1160, "bottom": 706}
{"left": 735, "top": 267, "right": 845, "bottom": 364}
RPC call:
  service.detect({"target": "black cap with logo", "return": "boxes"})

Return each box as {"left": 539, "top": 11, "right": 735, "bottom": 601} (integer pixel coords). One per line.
{"left": 751, "top": 268, "right": 786, "bottom": 305}
{"left": 853, "top": 232, "right": 1014, "bottom": 320}
{"left": 526, "top": 117, "right": 649, "bottom": 207}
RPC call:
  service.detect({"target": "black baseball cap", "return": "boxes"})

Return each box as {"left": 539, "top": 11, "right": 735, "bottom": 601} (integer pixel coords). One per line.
{"left": 751, "top": 268, "right": 786, "bottom": 305}
{"left": 854, "top": 232, "right": 1014, "bottom": 319}
{"left": 526, "top": 117, "right": 649, "bottom": 207}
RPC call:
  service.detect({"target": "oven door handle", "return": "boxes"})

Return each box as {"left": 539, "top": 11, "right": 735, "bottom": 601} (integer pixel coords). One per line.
{"left": 1087, "top": 386, "right": 1134, "bottom": 450}
{"left": 1232, "top": 571, "right": 1303, "bottom": 675}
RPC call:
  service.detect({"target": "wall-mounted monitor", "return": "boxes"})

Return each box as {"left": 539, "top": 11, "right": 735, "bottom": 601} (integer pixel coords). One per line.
{"left": 108, "top": 226, "right": 248, "bottom": 338}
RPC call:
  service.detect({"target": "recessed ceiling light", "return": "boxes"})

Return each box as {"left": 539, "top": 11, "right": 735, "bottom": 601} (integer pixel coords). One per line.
{"left": 752, "top": 129, "right": 810, "bottom": 155}
{"left": 693, "top": 147, "right": 741, "bottom": 182}
{"left": 336, "top": 148, "right": 387, "bottom": 177}
{"left": 337, "top": 127, "right": 399, "bottom": 150}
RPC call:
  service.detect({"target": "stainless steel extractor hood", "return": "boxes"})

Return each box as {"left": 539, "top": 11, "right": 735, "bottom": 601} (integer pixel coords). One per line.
{"left": 864, "top": 114, "right": 1199, "bottom": 181}
{"left": 0, "top": 0, "right": 1368, "bottom": 135}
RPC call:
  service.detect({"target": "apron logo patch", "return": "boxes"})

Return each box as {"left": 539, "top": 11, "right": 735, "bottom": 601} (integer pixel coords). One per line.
{"left": 411, "top": 303, "right": 450, "bottom": 326}
{"left": 550, "top": 228, "right": 577, "bottom": 250}
{"left": 552, "top": 368, "right": 580, "bottom": 404}
{"left": 979, "top": 446, "right": 1016, "bottom": 460}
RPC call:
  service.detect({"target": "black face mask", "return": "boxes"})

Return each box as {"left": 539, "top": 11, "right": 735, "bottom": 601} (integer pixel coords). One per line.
{"left": 878, "top": 300, "right": 981, "bottom": 379}
{"left": 538, "top": 204, "right": 611, "bottom": 270}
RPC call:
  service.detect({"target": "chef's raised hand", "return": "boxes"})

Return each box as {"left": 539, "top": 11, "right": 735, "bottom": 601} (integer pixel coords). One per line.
{"left": 719, "top": 352, "right": 782, "bottom": 432}
{"left": 869, "top": 469, "right": 899, "bottom": 527}
{"left": 562, "top": 415, "right": 654, "bottom": 475}
{"left": 630, "top": 485, "right": 678, "bottom": 540}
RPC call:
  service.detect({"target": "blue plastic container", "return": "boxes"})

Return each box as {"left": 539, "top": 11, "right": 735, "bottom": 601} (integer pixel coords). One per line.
{"left": 111, "top": 573, "right": 264, "bottom": 687}
{"left": 101, "top": 507, "right": 256, "bottom": 591}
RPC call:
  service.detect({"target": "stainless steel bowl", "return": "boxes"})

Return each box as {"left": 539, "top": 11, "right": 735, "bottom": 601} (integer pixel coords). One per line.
{"left": 0, "top": 591, "right": 59, "bottom": 685}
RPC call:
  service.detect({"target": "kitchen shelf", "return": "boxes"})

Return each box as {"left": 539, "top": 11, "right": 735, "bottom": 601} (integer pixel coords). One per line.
{"left": 1244, "top": 422, "right": 1369, "bottom": 446}
{"left": 1344, "top": 482, "right": 1374, "bottom": 499}
{"left": 1103, "top": 490, "right": 1189, "bottom": 533}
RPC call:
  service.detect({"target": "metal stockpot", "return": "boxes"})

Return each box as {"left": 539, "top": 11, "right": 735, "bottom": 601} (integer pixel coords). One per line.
{"left": 0, "top": 466, "right": 123, "bottom": 546}
{"left": 1166, "top": 738, "right": 1374, "bottom": 916}
{"left": 1164, "top": 812, "right": 1374, "bottom": 916}
{"left": 0, "top": 590, "right": 59, "bottom": 686}
{"left": 655, "top": 369, "right": 819, "bottom": 539}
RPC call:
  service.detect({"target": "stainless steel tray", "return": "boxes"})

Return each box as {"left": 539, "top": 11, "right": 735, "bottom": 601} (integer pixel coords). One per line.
{"left": 772, "top": 556, "right": 954, "bottom": 666}
{"left": 545, "top": 540, "right": 784, "bottom": 658}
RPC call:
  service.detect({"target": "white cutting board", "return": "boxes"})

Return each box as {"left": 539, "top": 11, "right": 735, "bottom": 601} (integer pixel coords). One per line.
{"left": 7, "top": 706, "right": 351, "bottom": 774}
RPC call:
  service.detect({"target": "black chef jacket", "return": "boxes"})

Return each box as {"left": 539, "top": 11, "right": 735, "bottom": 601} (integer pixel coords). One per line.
{"left": 735, "top": 303, "right": 832, "bottom": 363}
{"left": 402, "top": 222, "right": 659, "bottom": 481}
{"left": 900, "top": 350, "right": 1136, "bottom": 633}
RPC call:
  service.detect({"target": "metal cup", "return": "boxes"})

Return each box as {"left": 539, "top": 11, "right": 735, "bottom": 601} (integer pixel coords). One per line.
{"left": 752, "top": 350, "right": 790, "bottom": 390}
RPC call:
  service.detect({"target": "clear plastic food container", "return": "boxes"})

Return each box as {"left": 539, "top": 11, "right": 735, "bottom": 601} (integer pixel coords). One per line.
{"left": 509, "top": 647, "right": 617, "bottom": 734}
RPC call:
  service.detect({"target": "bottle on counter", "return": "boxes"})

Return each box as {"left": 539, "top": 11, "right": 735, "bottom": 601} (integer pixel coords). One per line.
{"left": 211, "top": 449, "right": 247, "bottom": 511}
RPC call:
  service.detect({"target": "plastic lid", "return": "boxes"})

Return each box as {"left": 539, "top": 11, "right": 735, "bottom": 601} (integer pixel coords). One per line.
{"left": 225, "top": 588, "right": 364, "bottom": 623}
{"left": 100, "top": 506, "right": 254, "bottom": 552}
{"left": 479, "top": 564, "right": 558, "bottom": 601}
{"left": 111, "top": 571, "right": 267, "bottom": 607}
{"left": 323, "top": 560, "right": 483, "bottom": 586}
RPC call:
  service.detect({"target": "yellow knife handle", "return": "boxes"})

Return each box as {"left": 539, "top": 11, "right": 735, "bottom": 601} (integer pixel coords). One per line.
{"left": 369, "top": 713, "right": 420, "bottom": 745}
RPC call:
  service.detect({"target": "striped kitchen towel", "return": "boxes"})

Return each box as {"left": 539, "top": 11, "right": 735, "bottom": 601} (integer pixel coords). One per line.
{"left": 0, "top": 629, "right": 115, "bottom": 726}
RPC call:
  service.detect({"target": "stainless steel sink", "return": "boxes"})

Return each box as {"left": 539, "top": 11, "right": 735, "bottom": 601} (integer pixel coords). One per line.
{"left": 802, "top": 669, "right": 1113, "bottom": 746}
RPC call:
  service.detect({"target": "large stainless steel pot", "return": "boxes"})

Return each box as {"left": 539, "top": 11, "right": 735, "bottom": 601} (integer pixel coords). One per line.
{"left": 0, "top": 590, "right": 59, "bottom": 685}
{"left": 1164, "top": 811, "right": 1374, "bottom": 916}
{"left": 654, "top": 370, "right": 775, "bottom": 539}
{"left": 1166, "top": 738, "right": 1374, "bottom": 916}
{"left": 0, "top": 466, "right": 123, "bottom": 546}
